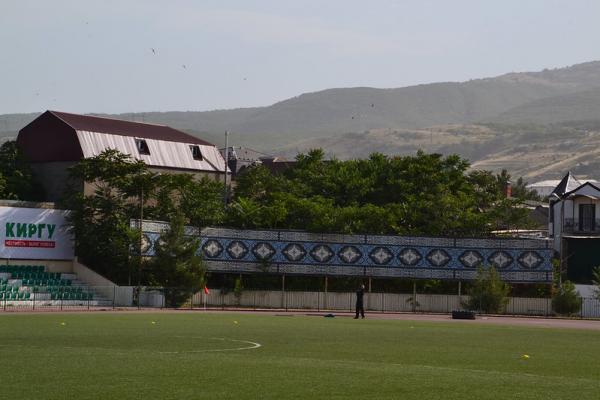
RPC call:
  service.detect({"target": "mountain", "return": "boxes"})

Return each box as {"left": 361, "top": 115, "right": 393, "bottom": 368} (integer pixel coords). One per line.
{"left": 492, "top": 88, "right": 600, "bottom": 125}
{"left": 3, "top": 60, "right": 600, "bottom": 180}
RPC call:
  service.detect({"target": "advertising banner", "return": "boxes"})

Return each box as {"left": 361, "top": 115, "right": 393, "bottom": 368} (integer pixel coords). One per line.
{"left": 0, "top": 207, "right": 74, "bottom": 260}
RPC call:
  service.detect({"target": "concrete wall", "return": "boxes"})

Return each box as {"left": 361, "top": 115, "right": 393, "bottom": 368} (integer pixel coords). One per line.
{"left": 72, "top": 259, "right": 133, "bottom": 306}
{"left": 30, "top": 161, "right": 81, "bottom": 203}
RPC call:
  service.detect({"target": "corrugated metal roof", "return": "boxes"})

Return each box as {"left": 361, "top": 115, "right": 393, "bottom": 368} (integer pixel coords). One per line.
{"left": 76, "top": 131, "right": 226, "bottom": 172}
{"left": 50, "top": 110, "right": 213, "bottom": 146}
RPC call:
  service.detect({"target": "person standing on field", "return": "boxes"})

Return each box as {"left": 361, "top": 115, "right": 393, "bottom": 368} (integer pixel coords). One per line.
{"left": 354, "top": 284, "right": 365, "bottom": 319}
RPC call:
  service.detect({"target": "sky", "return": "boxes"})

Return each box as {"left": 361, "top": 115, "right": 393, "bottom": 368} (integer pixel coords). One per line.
{"left": 2, "top": 0, "right": 600, "bottom": 114}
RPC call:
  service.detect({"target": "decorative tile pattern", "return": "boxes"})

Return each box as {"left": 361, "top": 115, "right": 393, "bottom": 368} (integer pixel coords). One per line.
{"left": 398, "top": 248, "right": 422, "bottom": 266}
{"left": 252, "top": 242, "right": 276, "bottom": 260}
{"left": 310, "top": 245, "right": 335, "bottom": 263}
{"left": 518, "top": 251, "right": 544, "bottom": 269}
{"left": 459, "top": 250, "right": 484, "bottom": 268}
{"left": 282, "top": 243, "right": 307, "bottom": 262}
{"left": 338, "top": 246, "right": 362, "bottom": 264}
{"left": 226, "top": 241, "right": 249, "bottom": 259}
{"left": 488, "top": 251, "right": 514, "bottom": 269}
{"left": 140, "top": 225, "right": 553, "bottom": 282}
{"left": 426, "top": 249, "right": 451, "bottom": 267}
{"left": 202, "top": 239, "right": 223, "bottom": 258}
{"left": 369, "top": 247, "right": 394, "bottom": 265}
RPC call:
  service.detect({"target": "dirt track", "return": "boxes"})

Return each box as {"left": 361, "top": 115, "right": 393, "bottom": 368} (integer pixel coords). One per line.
{"left": 3, "top": 307, "right": 599, "bottom": 331}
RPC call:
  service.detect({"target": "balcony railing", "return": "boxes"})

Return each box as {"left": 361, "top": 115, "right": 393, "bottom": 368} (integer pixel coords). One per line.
{"left": 563, "top": 218, "right": 600, "bottom": 235}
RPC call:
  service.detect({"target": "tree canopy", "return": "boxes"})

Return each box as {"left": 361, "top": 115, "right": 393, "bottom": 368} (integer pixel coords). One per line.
{"left": 0, "top": 140, "right": 44, "bottom": 201}
{"left": 63, "top": 148, "right": 537, "bottom": 286}
{"left": 228, "top": 149, "right": 536, "bottom": 236}
{"left": 65, "top": 149, "right": 223, "bottom": 285}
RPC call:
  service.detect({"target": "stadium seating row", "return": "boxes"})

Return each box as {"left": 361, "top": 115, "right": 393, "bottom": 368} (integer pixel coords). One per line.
{"left": 50, "top": 292, "right": 93, "bottom": 301}
{"left": 0, "top": 265, "right": 96, "bottom": 302}
{"left": 21, "top": 279, "right": 72, "bottom": 286}
{"left": 0, "top": 285, "right": 20, "bottom": 292}
{"left": 0, "top": 265, "right": 45, "bottom": 273}
{"left": 0, "top": 292, "right": 30, "bottom": 300}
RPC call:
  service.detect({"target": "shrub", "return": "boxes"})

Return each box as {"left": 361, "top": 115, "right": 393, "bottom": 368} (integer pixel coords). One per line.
{"left": 234, "top": 277, "right": 243, "bottom": 305}
{"left": 552, "top": 281, "right": 581, "bottom": 316}
{"left": 465, "top": 266, "right": 510, "bottom": 313}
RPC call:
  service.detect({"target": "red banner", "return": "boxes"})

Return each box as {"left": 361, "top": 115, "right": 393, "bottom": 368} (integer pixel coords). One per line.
{"left": 5, "top": 240, "right": 56, "bottom": 248}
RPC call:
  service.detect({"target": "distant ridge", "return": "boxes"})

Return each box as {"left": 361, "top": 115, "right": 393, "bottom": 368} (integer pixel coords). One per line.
{"left": 3, "top": 60, "right": 600, "bottom": 180}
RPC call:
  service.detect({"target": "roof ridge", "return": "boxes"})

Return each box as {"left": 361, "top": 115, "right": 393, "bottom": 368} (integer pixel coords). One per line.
{"left": 49, "top": 110, "right": 169, "bottom": 128}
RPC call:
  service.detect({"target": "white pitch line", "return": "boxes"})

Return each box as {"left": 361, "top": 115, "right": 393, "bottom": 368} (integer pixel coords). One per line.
{"left": 158, "top": 337, "right": 262, "bottom": 354}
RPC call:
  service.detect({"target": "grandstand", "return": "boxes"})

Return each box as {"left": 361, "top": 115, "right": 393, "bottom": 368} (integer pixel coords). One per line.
{"left": 0, "top": 264, "right": 99, "bottom": 305}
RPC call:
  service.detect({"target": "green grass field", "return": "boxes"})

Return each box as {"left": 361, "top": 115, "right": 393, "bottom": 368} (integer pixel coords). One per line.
{"left": 1, "top": 312, "right": 599, "bottom": 399}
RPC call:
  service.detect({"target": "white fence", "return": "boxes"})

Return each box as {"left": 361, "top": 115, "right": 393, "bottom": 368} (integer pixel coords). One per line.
{"left": 196, "top": 290, "right": 563, "bottom": 316}
{"left": 189, "top": 289, "right": 599, "bottom": 318}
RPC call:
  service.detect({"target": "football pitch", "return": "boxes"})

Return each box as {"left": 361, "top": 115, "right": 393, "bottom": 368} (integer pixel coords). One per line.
{"left": 1, "top": 312, "right": 599, "bottom": 400}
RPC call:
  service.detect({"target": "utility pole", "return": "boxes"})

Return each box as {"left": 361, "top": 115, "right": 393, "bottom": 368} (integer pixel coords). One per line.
{"left": 138, "top": 184, "right": 143, "bottom": 305}
{"left": 223, "top": 131, "right": 229, "bottom": 207}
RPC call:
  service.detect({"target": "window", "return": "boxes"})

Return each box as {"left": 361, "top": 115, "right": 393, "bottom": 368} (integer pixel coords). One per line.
{"left": 579, "top": 204, "right": 596, "bottom": 232}
{"left": 135, "top": 139, "right": 150, "bottom": 155}
{"left": 190, "top": 145, "right": 203, "bottom": 160}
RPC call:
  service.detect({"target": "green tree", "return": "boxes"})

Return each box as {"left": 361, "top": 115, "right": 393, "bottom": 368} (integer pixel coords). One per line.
{"left": 592, "top": 266, "right": 600, "bottom": 300}
{"left": 65, "top": 149, "right": 150, "bottom": 283}
{"left": 152, "top": 173, "right": 225, "bottom": 228}
{"left": 66, "top": 149, "right": 226, "bottom": 284}
{"left": 465, "top": 266, "right": 510, "bottom": 313}
{"left": 147, "top": 212, "right": 206, "bottom": 307}
{"left": 233, "top": 276, "right": 244, "bottom": 305}
{"left": 0, "top": 140, "right": 45, "bottom": 200}
{"left": 227, "top": 149, "right": 533, "bottom": 236}
{"left": 552, "top": 281, "right": 581, "bottom": 316}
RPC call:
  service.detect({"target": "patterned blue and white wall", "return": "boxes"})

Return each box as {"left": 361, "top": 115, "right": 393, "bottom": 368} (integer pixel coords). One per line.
{"left": 135, "top": 221, "right": 554, "bottom": 283}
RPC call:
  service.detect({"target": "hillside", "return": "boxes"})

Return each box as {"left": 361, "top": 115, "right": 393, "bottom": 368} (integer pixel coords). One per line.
{"left": 3, "top": 61, "right": 600, "bottom": 180}
{"left": 492, "top": 88, "right": 600, "bottom": 125}
{"left": 278, "top": 122, "right": 600, "bottom": 181}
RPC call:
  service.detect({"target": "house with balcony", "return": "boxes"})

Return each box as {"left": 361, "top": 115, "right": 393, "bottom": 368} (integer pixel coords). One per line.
{"left": 549, "top": 172, "right": 600, "bottom": 282}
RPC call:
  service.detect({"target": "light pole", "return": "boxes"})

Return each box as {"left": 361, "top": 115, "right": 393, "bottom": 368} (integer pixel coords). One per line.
{"left": 223, "top": 131, "right": 229, "bottom": 207}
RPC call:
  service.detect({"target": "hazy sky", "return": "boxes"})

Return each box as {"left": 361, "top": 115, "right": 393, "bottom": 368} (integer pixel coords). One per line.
{"left": 2, "top": 0, "right": 600, "bottom": 114}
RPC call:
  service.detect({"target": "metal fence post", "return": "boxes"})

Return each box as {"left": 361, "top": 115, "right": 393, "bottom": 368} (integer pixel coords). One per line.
{"left": 112, "top": 286, "right": 116, "bottom": 309}
{"left": 317, "top": 291, "right": 320, "bottom": 312}
{"left": 32, "top": 290, "right": 35, "bottom": 311}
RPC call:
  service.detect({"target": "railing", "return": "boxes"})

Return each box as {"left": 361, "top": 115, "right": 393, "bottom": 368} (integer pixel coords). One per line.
{"left": 3, "top": 286, "right": 600, "bottom": 319}
{"left": 563, "top": 218, "right": 600, "bottom": 234}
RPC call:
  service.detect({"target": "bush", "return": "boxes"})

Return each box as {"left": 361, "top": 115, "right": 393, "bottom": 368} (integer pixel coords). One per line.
{"left": 552, "top": 281, "right": 581, "bottom": 316}
{"left": 465, "top": 266, "right": 510, "bottom": 313}
{"left": 234, "top": 277, "right": 243, "bottom": 305}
